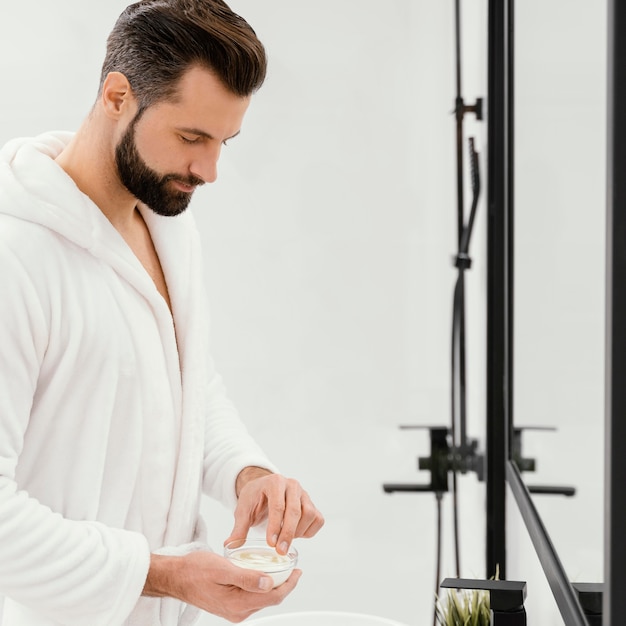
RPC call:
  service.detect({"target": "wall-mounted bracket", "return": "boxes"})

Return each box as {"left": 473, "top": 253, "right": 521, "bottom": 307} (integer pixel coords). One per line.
{"left": 382, "top": 425, "right": 484, "bottom": 495}
{"left": 383, "top": 424, "right": 576, "bottom": 497}
{"left": 514, "top": 426, "right": 577, "bottom": 497}
{"left": 455, "top": 96, "right": 484, "bottom": 121}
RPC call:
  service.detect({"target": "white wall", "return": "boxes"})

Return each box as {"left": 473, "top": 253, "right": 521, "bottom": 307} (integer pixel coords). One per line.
{"left": 0, "top": 2, "right": 605, "bottom": 625}
{"left": 194, "top": 2, "right": 488, "bottom": 624}
{"left": 194, "top": 1, "right": 487, "bottom": 623}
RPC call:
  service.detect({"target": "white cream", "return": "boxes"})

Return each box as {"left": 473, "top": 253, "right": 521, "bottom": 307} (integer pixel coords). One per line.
{"left": 228, "top": 548, "right": 295, "bottom": 587}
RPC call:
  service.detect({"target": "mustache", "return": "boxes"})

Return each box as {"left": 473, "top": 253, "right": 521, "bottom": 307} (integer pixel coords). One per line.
{"left": 163, "top": 173, "right": 206, "bottom": 188}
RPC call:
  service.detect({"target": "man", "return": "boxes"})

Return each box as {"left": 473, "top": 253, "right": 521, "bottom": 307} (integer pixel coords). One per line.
{"left": 0, "top": 1, "right": 323, "bottom": 624}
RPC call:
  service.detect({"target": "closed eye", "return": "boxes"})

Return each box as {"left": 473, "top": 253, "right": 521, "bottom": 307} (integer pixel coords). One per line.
{"left": 180, "top": 135, "right": 202, "bottom": 145}
{"left": 179, "top": 135, "right": 230, "bottom": 147}
{"left": 176, "top": 127, "right": 240, "bottom": 146}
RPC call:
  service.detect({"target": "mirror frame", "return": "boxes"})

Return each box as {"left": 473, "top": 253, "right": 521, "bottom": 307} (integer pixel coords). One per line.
{"left": 603, "top": 0, "right": 626, "bottom": 621}
{"left": 484, "top": 1, "right": 625, "bottom": 623}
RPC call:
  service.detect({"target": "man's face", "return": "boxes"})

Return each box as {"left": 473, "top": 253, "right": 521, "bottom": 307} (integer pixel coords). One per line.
{"left": 115, "top": 66, "right": 251, "bottom": 217}
{"left": 115, "top": 112, "right": 204, "bottom": 217}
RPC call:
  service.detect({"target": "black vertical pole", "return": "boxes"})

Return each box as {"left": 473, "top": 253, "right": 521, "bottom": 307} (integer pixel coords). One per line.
{"left": 455, "top": 0, "right": 465, "bottom": 246}
{"left": 507, "top": 1, "right": 514, "bottom": 447}
{"left": 604, "top": 0, "right": 626, "bottom": 622}
{"left": 455, "top": 0, "right": 469, "bottom": 458}
{"left": 486, "top": 0, "right": 512, "bottom": 580}
{"left": 453, "top": 0, "right": 465, "bottom": 580}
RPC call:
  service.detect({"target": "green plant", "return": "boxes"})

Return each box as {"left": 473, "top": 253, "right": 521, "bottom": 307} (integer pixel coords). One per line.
{"left": 435, "top": 568, "right": 499, "bottom": 626}
{"left": 435, "top": 588, "right": 491, "bottom": 626}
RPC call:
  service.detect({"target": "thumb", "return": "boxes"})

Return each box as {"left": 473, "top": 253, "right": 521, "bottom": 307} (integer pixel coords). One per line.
{"left": 226, "top": 561, "right": 275, "bottom": 593}
{"left": 224, "top": 515, "right": 251, "bottom": 548}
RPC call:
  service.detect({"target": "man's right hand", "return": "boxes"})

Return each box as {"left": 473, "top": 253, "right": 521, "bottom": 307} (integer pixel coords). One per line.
{"left": 143, "top": 551, "right": 301, "bottom": 623}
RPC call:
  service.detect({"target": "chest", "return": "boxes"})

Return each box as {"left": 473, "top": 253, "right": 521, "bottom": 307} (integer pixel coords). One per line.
{"left": 119, "top": 210, "right": 173, "bottom": 312}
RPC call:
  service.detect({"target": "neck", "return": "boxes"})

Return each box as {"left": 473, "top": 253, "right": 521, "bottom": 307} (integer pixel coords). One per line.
{"left": 56, "top": 113, "right": 138, "bottom": 230}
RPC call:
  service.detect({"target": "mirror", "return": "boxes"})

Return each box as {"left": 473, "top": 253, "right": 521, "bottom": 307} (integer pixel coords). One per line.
{"left": 511, "top": 0, "right": 606, "bottom": 616}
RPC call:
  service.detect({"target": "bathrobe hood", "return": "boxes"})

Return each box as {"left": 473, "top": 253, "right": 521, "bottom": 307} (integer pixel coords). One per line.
{"left": 0, "top": 131, "right": 190, "bottom": 319}
{"left": 0, "top": 132, "right": 277, "bottom": 626}
{"left": 0, "top": 132, "right": 101, "bottom": 243}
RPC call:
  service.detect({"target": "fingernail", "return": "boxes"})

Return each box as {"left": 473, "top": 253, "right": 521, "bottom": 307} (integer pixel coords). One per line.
{"left": 279, "top": 541, "right": 289, "bottom": 554}
{"left": 271, "top": 534, "right": 278, "bottom": 546}
{"left": 259, "top": 576, "right": 273, "bottom": 591}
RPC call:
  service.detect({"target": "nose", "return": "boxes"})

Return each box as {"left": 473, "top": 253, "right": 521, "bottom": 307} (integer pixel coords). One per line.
{"left": 190, "top": 143, "right": 221, "bottom": 184}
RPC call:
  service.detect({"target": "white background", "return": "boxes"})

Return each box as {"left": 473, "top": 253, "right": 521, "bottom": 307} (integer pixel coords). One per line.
{"left": 0, "top": 1, "right": 606, "bottom": 625}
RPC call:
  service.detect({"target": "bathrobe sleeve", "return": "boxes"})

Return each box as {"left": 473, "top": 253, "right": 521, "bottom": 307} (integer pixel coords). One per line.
{"left": 165, "top": 213, "right": 279, "bottom": 512}
{"left": 0, "top": 242, "right": 150, "bottom": 625}
{"left": 201, "top": 363, "right": 280, "bottom": 511}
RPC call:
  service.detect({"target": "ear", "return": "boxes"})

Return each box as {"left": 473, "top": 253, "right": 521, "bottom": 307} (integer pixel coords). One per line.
{"left": 101, "top": 71, "right": 137, "bottom": 120}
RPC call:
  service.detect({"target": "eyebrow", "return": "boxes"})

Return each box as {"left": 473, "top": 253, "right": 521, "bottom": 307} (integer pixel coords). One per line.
{"left": 177, "top": 127, "right": 241, "bottom": 141}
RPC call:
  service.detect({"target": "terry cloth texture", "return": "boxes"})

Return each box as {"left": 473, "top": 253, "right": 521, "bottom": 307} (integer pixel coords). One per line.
{"left": 0, "top": 132, "right": 277, "bottom": 625}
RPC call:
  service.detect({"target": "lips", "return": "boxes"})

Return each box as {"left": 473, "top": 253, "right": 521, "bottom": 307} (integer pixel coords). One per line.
{"left": 171, "top": 179, "right": 196, "bottom": 193}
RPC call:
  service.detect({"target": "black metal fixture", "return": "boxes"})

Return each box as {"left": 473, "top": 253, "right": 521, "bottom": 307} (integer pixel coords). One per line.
{"left": 512, "top": 428, "right": 575, "bottom": 497}
{"left": 485, "top": 0, "right": 512, "bottom": 582}
{"left": 440, "top": 577, "right": 527, "bottom": 625}
{"left": 572, "top": 583, "right": 603, "bottom": 626}
{"left": 605, "top": 0, "right": 626, "bottom": 622}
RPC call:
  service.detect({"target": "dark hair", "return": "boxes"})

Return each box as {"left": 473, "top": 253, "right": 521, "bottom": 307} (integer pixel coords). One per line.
{"left": 98, "top": 0, "right": 266, "bottom": 107}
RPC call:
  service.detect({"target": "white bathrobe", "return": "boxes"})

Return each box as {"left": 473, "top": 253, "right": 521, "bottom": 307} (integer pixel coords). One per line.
{"left": 0, "top": 133, "right": 277, "bottom": 625}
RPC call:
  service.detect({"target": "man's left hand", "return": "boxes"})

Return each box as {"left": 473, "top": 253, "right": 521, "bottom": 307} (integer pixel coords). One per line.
{"left": 225, "top": 468, "right": 325, "bottom": 554}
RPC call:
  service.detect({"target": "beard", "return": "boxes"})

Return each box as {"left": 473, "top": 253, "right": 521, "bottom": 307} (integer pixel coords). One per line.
{"left": 115, "top": 112, "right": 205, "bottom": 217}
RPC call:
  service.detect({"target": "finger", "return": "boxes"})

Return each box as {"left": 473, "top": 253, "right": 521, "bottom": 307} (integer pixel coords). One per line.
{"left": 300, "top": 513, "right": 325, "bottom": 538}
{"left": 224, "top": 527, "right": 248, "bottom": 549}
{"left": 225, "top": 507, "right": 254, "bottom": 548}
{"left": 271, "top": 569, "right": 302, "bottom": 598}
{"left": 294, "top": 495, "right": 325, "bottom": 538}
{"left": 294, "top": 514, "right": 323, "bottom": 540}
{"left": 275, "top": 481, "right": 303, "bottom": 554}
{"left": 265, "top": 478, "right": 287, "bottom": 548}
